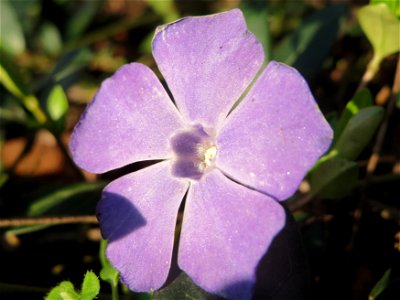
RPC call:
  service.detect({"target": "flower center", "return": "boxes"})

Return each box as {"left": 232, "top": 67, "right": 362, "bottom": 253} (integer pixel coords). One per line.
{"left": 170, "top": 125, "right": 217, "bottom": 180}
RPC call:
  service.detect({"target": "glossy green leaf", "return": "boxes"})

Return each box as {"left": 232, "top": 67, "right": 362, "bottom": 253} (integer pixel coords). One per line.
{"left": 310, "top": 158, "right": 358, "bottom": 199}
{"left": 357, "top": 3, "right": 400, "bottom": 72}
{"left": 46, "top": 85, "right": 69, "bottom": 132}
{"left": 81, "top": 271, "right": 100, "bottom": 300}
{"left": 334, "top": 106, "right": 384, "bottom": 160}
{"left": 272, "top": 5, "right": 347, "bottom": 79}
{"left": 0, "top": 0, "right": 26, "bottom": 56}
{"left": 241, "top": 1, "right": 271, "bottom": 59}
{"left": 371, "top": 0, "right": 400, "bottom": 18}
{"left": 45, "top": 281, "right": 79, "bottom": 300}
{"left": 39, "top": 22, "right": 63, "bottom": 56}
{"left": 335, "top": 89, "right": 373, "bottom": 142}
{"left": 154, "top": 272, "right": 215, "bottom": 300}
{"left": 99, "top": 239, "right": 119, "bottom": 287}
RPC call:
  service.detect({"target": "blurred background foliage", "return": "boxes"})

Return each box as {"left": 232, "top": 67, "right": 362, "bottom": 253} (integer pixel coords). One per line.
{"left": 0, "top": 0, "right": 399, "bottom": 299}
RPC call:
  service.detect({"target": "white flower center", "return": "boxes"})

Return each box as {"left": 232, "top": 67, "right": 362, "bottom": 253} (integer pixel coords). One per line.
{"left": 170, "top": 125, "right": 217, "bottom": 180}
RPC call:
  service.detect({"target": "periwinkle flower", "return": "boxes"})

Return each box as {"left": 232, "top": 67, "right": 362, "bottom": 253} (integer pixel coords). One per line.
{"left": 70, "top": 9, "right": 332, "bottom": 300}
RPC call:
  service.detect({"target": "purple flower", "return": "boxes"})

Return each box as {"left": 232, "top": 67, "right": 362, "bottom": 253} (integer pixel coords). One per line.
{"left": 70, "top": 9, "right": 332, "bottom": 300}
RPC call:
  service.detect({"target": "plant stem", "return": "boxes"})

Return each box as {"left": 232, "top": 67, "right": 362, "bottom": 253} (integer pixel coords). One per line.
{"left": 111, "top": 284, "right": 119, "bottom": 300}
{"left": 366, "top": 54, "right": 400, "bottom": 174}
{"left": 356, "top": 54, "right": 381, "bottom": 92}
{"left": 0, "top": 215, "right": 98, "bottom": 227}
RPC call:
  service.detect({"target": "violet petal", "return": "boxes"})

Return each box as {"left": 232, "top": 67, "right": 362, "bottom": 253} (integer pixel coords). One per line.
{"left": 217, "top": 61, "right": 333, "bottom": 201}
{"left": 70, "top": 63, "right": 185, "bottom": 173}
{"left": 178, "top": 169, "right": 285, "bottom": 300}
{"left": 152, "top": 9, "right": 264, "bottom": 129}
{"left": 97, "top": 162, "right": 188, "bottom": 291}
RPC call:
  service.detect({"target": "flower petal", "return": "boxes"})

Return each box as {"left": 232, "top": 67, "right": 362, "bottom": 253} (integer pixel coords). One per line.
{"left": 152, "top": 9, "right": 264, "bottom": 129}
{"left": 217, "top": 61, "right": 333, "bottom": 200}
{"left": 70, "top": 63, "right": 185, "bottom": 173}
{"left": 98, "top": 161, "right": 188, "bottom": 291}
{"left": 178, "top": 169, "right": 285, "bottom": 300}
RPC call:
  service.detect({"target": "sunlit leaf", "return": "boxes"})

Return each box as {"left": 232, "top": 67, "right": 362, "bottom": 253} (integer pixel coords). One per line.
{"left": 0, "top": 53, "right": 46, "bottom": 124}
{"left": 310, "top": 158, "right": 358, "bottom": 199}
{"left": 0, "top": 53, "right": 29, "bottom": 99}
{"left": 0, "top": 0, "right": 26, "bottom": 56}
{"left": 334, "top": 88, "right": 373, "bottom": 142}
{"left": 272, "top": 5, "right": 347, "bottom": 79}
{"left": 81, "top": 271, "right": 100, "bottom": 300}
{"left": 357, "top": 3, "right": 400, "bottom": 73}
{"left": 46, "top": 85, "right": 69, "bottom": 133}
{"left": 45, "top": 281, "right": 79, "bottom": 300}
{"left": 371, "top": 0, "right": 400, "bottom": 18}
{"left": 334, "top": 106, "right": 384, "bottom": 160}
{"left": 39, "top": 22, "right": 63, "bottom": 56}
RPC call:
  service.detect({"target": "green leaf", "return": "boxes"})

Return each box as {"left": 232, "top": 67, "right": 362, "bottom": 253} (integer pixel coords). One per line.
{"left": 369, "top": 268, "right": 400, "bottom": 299}
{"left": 334, "top": 106, "right": 384, "bottom": 160}
{"left": 28, "top": 182, "right": 105, "bottom": 216}
{"left": 241, "top": 1, "right": 271, "bottom": 59}
{"left": 46, "top": 281, "right": 79, "bottom": 300}
{"left": 39, "top": 22, "right": 63, "bottom": 56}
{"left": 139, "top": 32, "right": 154, "bottom": 55}
{"left": 357, "top": 3, "right": 400, "bottom": 73}
{"left": 0, "top": 52, "right": 29, "bottom": 99}
{"left": 99, "top": 239, "right": 119, "bottom": 287}
{"left": 65, "top": 1, "right": 102, "bottom": 40}
{"left": 0, "top": 0, "right": 26, "bottom": 56}
{"left": 310, "top": 158, "right": 358, "bottom": 199}
{"left": 81, "top": 271, "right": 100, "bottom": 300}
{"left": 6, "top": 182, "right": 105, "bottom": 236}
{"left": 147, "top": 0, "right": 179, "bottom": 23}
{"left": 35, "top": 48, "right": 93, "bottom": 91}
{"left": 46, "top": 85, "right": 69, "bottom": 133}
{"left": 0, "top": 52, "right": 47, "bottom": 124}
{"left": 334, "top": 88, "right": 373, "bottom": 142}
{"left": 154, "top": 272, "right": 216, "bottom": 300}
{"left": 272, "top": 5, "right": 347, "bottom": 79}
{"left": 371, "top": 0, "right": 400, "bottom": 18}
{"left": 0, "top": 95, "right": 29, "bottom": 125}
